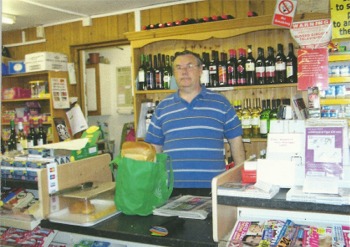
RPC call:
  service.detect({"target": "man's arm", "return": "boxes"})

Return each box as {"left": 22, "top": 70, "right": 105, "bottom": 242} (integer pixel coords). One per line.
{"left": 228, "top": 136, "right": 246, "bottom": 166}
{"left": 152, "top": 144, "right": 163, "bottom": 153}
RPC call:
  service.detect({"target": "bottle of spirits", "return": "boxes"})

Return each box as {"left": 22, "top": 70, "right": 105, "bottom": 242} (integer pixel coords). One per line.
{"left": 286, "top": 43, "right": 298, "bottom": 83}
{"left": 218, "top": 52, "right": 228, "bottom": 86}
{"left": 227, "top": 49, "right": 237, "bottom": 86}
{"left": 245, "top": 45, "right": 256, "bottom": 85}
{"left": 275, "top": 43, "right": 287, "bottom": 83}
{"left": 209, "top": 50, "right": 219, "bottom": 87}
{"left": 27, "top": 119, "right": 37, "bottom": 148}
{"left": 237, "top": 48, "right": 246, "bottom": 85}
{"left": 201, "top": 52, "right": 210, "bottom": 87}
{"left": 146, "top": 54, "right": 155, "bottom": 90}
{"left": 138, "top": 54, "right": 146, "bottom": 90}
{"left": 265, "top": 47, "right": 276, "bottom": 84}
{"left": 7, "top": 119, "right": 17, "bottom": 151}
{"left": 37, "top": 119, "right": 47, "bottom": 146}
{"left": 260, "top": 99, "right": 271, "bottom": 138}
{"left": 241, "top": 98, "right": 252, "bottom": 138}
{"left": 163, "top": 55, "right": 172, "bottom": 89}
{"left": 255, "top": 47, "right": 266, "bottom": 85}
{"left": 16, "top": 121, "right": 27, "bottom": 151}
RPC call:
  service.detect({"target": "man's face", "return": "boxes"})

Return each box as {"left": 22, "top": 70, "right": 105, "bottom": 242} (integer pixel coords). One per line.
{"left": 173, "top": 54, "right": 202, "bottom": 89}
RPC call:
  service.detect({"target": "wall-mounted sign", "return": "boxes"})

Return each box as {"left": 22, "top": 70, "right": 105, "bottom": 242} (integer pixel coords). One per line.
{"left": 331, "top": 0, "right": 350, "bottom": 39}
{"left": 272, "top": 0, "right": 297, "bottom": 28}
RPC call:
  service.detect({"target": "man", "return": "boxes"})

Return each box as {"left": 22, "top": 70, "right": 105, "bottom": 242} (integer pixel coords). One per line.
{"left": 145, "top": 50, "right": 245, "bottom": 188}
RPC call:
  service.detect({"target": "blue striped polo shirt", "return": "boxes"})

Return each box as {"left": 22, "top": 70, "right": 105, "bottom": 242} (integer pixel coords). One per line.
{"left": 145, "top": 85, "right": 242, "bottom": 188}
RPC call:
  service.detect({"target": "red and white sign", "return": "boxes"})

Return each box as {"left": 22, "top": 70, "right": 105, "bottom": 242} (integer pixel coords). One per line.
{"left": 272, "top": 0, "right": 297, "bottom": 28}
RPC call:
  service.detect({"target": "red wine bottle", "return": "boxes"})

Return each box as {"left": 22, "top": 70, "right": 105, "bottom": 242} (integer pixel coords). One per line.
{"left": 218, "top": 52, "right": 228, "bottom": 86}
{"left": 227, "top": 49, "right": 237, "bottom": 86}
{"left": 265, "top": 46, "right": 276, "bottom": 84}
{"left": 275, "top": 43, "right": 286, "bottom": 83}
{"left": 201, "top": 52, "right": 210, "bottom": 87}
{"left": 245, "top": 45, "right": 256, "bottom": 85}
{"left": 286, "top": 43, "right": 298, "bottom": 83}
{"left": 209, "top": 50, "right": 219, "bottom": 87}
{"left": 255, "top": 47, "right": 266, "bottom": 85}
{"left": 237, "top": 48, "right": 246, "bottom": 85}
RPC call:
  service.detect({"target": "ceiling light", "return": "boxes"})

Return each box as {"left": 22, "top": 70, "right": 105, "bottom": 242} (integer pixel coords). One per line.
{"left": 2, "top": 14, "right": 16, "bottom": 25}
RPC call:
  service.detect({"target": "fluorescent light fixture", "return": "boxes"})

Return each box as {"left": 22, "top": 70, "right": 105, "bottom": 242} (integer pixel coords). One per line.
{"left": 2, "top": 13, "right": 16, "bottom": 25}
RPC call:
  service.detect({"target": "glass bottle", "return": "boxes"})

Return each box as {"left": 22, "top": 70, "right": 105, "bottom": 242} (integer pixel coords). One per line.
{"left": 255, "top": 47, "right": 266, "bottom": 85}
{"left": 227, "top": 49, "right": 237, "bottom": 86}
{"left": 163, "top": 55, "right": 172, "bottom": 89}
{"left": 251, "top": 99, "right": 261, "bottom": 138}
{"left": 201, "top": 52, "right": 210, "bottom": 87}
{"left": 27, "top": 119, "right": 37, "bottom": 148}
{"left": 260, "top": 99, "right": 271, "bottom": 138}
{"left": 37, "top": 119, "right": 47, "bottom": 146}
{"left": 237, "top": 48, "right": 246, "bottom": 85}
{"left": 154, "top": 54, "right": 163, "bottom": 89}
{"left": 146, "top": 54, "right": 155, "bottom": 90}
{"left": 286, "top": 43, "right": 298, "bottom": 83}
{"left": 245, "top": 45, "right": 256, "bottom": 85}
{"left": 7, "top": 119, "right": 17, "bottom": 151}
{"left": 16, "top": 121, "right": 27, "bottom": 151}
{"left": 209, "top": 50, "right": 219, "bottom": 87}
{"left": 265, "top": 47, "right": 276, "bottom": 84}
{"left": 138, "top": 54, "right": 146, "bottom": 90}
{"left": 241, "top": 98, "right": 252, "bottom": 138}
{"left": 275, "top": 44, "right": 287, "bottom": 83}
{"left": 218, "top": 52, "right": 228, "bottom": 86}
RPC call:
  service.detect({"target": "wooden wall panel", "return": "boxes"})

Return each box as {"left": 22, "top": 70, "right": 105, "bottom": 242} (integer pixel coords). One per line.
{"left": 196, "top": 1, "right": 210, "bottom": 18}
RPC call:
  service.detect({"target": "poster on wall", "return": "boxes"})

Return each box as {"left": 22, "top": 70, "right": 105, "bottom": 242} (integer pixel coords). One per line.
{"left": 297, "top": 48, "right": 329, "bottom": 90}
{"left": 51, "top": 78, "right": 70, "bottom": 109}
{"left": 331, "top": 0, "right": 350, "bottom": 39}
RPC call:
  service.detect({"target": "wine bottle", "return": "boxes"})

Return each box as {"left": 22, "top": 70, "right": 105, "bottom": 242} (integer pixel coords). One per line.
{"left": 218, "top": 52, "right": 228, "bottom": 86}
{"left": 265, "top": 47, "right": 276, "bottom": 84}
{"left": 275, "top": 43, "right": 286, "bottom": 83}
{"left": 227, "top": 49, "right": 237, "bottom": 86}
{"left": 241, "top": 98, "right": 252, "bottom": 138}
{"left": 286, "top": 43, "right": 298, "bottom": 83}
{"left": 245, "top": 45, "right": 256, "bottom": 85}
{"left": 260, "top": 99, "right": 271, "bottom": 138}
{"left": 16, "top": 121, "right": 27, "bottom": 151}
{"left": 138, "top": 54, "right": 146, "bottom": 90}
{"left": 255, "top": 47, "right": 266, "bottom": 85}
{"left": 163, "top": 55, "right": 172, "bottom": 89}
{"left": 154, "top": 54, "right": 163, "bottom": 89}
{"left": 27, "top": 119, "right": 37, "bottom": 148}
{"left": 237, "top": 48, "right": 246, "bottom": 85}
{"left": 37, "top": 119, "right": 47, "bottom": 146}
{"left": 251, "top": 98, "right": 261, "bottom": 138}
{"left": 209, "top": 50, "right": 219, "bottom": 87}
{"left": 7, "top": 119, "right": 17, "bottom": 151}
{"left": 201, "top": 52, "right": 210, "bottom": 87}
{"left": 146, "top": 54, "right": 156, "bottom": 90}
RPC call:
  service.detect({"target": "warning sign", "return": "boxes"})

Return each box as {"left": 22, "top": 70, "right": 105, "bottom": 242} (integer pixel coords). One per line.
{"left": 272, "top": 0, "right": 297, "bottom": 28}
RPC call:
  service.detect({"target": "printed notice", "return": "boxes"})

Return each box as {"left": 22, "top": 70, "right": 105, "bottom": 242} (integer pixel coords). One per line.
{"left": 297, "top": 48, "right": 329, "bottom": 90}
{"left": 331, "top": 0, "right": 350, "bottom": 39}
{"left": 272, "top": 0, "right": 297, "bottom": 28}
{"left": 51, "top": 78, "right": 70, "bottom": 109}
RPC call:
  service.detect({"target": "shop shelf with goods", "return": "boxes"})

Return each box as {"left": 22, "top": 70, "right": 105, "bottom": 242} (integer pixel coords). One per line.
{"left": 125, "top": 14, "right": 326, "bottom": 158}
{"left": 1, "top": 70, "right": 70, "bottom": 143}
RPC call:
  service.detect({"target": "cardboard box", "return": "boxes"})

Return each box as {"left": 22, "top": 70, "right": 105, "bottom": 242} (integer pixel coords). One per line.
{"left": 25, "top": 52, "right": 68, "bottom": 72}
{"left": 8, "top": 60, "right": 26, "bottom": 74}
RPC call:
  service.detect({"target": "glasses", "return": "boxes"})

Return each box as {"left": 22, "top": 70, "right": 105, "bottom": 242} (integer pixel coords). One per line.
{"left": 175, "top": 63, "right": 199, "bottom": 71}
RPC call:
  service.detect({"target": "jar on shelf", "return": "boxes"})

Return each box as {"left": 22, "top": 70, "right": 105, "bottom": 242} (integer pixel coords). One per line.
{"left": 29, "top": 80, "right": 48, "bottom": 98}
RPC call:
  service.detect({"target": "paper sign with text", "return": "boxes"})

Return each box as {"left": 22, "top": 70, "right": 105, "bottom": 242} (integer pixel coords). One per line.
{"left": 331, "top": 0, "right": 350, "bottom": 39}
{"left": 290, "top": 19, "right": 332, "bottom": 49}
{"left": 272, "top": 0, "right": 297, "bottom": 28}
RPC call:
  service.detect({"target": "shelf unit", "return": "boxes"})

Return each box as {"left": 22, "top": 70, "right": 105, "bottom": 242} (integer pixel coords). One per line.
{"left": 125, "top": 14, "right": 328, "bottom": 158}
{"left": 1, "top": 70, "right": 69, "bottom": 143}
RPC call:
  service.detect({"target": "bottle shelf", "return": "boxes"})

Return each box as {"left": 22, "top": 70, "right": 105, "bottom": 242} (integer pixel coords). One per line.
{"left": 2, "top": 121, "right": 52, "bottom": 126}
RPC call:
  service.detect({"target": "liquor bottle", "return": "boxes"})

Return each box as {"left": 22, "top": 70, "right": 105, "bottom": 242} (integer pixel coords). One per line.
{"left": 218, "top": 52, "right": 228, "bottom": 86}
{"left": 245, "top": 45, "right": 256, "bottom": 85}
{"left": 265, "top": 47, "right": 276, "bottom": 84}
{"left": 138, "top": 54, "right": 146, "bottom": 90}
{"left": 209, "top": 50, "right": 219, "bottom": 87}
{"left": 241, "top": 99, "right": 252, "bottom": 138}
{"left": 236, "top": 48, "right": 246, "bottom": 85}
{"left": 154, "top": 54, "right": 163, "bottom": 89}
{"left": 37, "top": 119, "right": 47, "bottom": 146}
{"left": 146, "top": 54, "right": 156, "bottom": 90}
{"left": 7, "top": 119, "right": 17, "bottom": 151}
{"left": 145, "top": 102, "right": 154, "bottom": 131}
{"left": 286, "top": 43, "right": 298, "bottom": 83}
{"left": 163, "top": 55, "right": 172, "bottom": 89}
{"left": 27, "top": 119, "right": 37, "bottom": 148}
{"left": 255, "top": 47, "right": 266, "bottom": 85}
{"left": 260, "top": 99, "right": 271, "bottom": 138}
{"left": 227, "top": 49, "right": 237, "bottom": 86}
{"left": 16, "top": 121, "right": 27, "bottom": 151}
{"left": 251, "top": 98, "right": 261, "bottom": 138}
{"left": 201, "top": 52, "right": 210, "bottom": 87}
{"left": 275, "top": 43, "right": 287, "bottom": 83}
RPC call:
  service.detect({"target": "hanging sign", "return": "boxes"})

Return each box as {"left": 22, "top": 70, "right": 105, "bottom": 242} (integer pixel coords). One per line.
{"left": 290, "top": 19, "right": 332, "bottom": 49}
{"left": 331, "top": 0, "right": 350, "bottom": 39}
{"left": 272, "top": 0, "right": 297, "bottom": 28}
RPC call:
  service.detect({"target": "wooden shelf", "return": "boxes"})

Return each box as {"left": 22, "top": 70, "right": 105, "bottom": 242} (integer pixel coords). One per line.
{"left": 2, "top": 97, "right": 50, "bottom": 103}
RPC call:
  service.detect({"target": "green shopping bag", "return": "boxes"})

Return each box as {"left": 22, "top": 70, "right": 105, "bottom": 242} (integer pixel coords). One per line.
{"left": 110, "top": 153, "right": 173, "bottom": 216}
